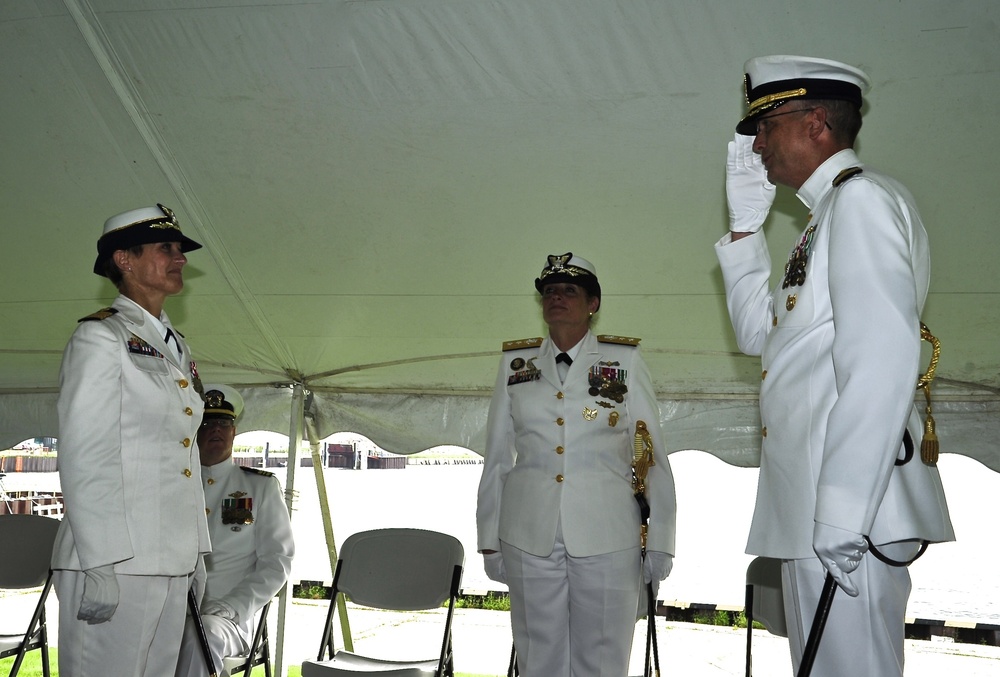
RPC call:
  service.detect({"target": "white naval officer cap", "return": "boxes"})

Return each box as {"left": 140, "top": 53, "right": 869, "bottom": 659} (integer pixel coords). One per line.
{"left": 202, "top": 384, "right": 245, "bottom": 422}
{"left": 534, "top": 252, "right": 601, "bottom": 300}
{"left": 94, "top": 203, "right": 202, "bottom": 276}
{"left": 737, "top": 55, "right": 872, "bottom": 135}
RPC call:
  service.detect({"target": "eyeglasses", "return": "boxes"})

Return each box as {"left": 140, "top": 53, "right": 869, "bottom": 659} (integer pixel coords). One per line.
{"left": 200, "top": 419, "right": 235, "bottom": 429}
{"left": 754, "top": 107, "right": 832, "bottom": 134}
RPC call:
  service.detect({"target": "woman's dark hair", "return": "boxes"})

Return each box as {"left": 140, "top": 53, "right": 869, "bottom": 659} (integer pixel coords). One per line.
{"left": 101, "top": 244, "right": 146, "bottom": 289}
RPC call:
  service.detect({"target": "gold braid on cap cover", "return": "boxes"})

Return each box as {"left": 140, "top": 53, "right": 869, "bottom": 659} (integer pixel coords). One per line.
{"left": 632, "top": 420, "right": 655, "bottom": 550}
{"left": 916, "top": 323, "right": 941, "bottom": 466}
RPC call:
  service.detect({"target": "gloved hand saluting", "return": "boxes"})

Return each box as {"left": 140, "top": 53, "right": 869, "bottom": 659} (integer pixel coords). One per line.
{"left": 726, "top": 132, "right": 776, "bottom": 233}
{"left": 78, "top": 564, "right": 119, "bottom": 624}
{"left": 813, "top": 522, "right": 868, "bottom": 597}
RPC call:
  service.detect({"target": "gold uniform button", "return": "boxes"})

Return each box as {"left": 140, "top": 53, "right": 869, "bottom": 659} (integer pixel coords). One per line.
{"left": 207, "top": 478, "right": 215, "bottom": 485}
{"left": 772, "top": 315, "right": 778, "bottom": 327}
{"left": 786, "top": 294, "right": 797, "bottom": 311}
{"left": 205, "top": 508, "right": 211, "bottom": 515}
{"left": 184, "top": 407, "right": 193, "bottom": 416}
{"left": 556, "top": 446, "right": 564, "bottom": 455}
{"left": 761, "top": 370, "right": 768, "bottom": 380}
{"left": 762, "top": 427, "right": 768, "bottom": 438}
{"left": 556, "top": 392, "right": 564, "bottom": 399}
{"left": 182, "top": 438, "right": 191, "bottom": 448}
{"left": 555, "top": 474, "right": 564, "bottom": 483}
{"left": 183, "top": 468, "right": 193, "bottom": 478}
{"left": 556, "top": 417, "right": 564, "bottom": 426}
{"left": 178, "top": 379, "right": 189, "bottom": 388}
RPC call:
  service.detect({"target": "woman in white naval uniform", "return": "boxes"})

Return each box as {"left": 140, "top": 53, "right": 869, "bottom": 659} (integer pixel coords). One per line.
{"left": 52, "top": 204, "right": 212, "bottom": 677}
{"left": 477, "top": 253, "right": 676, "bottom": 677}
{"left": 175, "top": 385, "right": 294, "bottom": 676}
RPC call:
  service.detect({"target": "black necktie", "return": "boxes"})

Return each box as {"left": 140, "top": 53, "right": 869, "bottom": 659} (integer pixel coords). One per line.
{"left": 164, "top": 328, "right": 181, "bottom": 358}
{"left": 556, "top": 352, "right": 573, "bottom": 366}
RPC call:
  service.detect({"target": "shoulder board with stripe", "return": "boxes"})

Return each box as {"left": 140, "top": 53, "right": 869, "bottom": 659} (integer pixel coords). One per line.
{"left": 240, "top": 466, "right": 275, "bottom": 478}
{"left": 502, "top": 337, "right": 543, "bottom": 351}
{"left": 79, "top": 307, "right": 118, "bottom": 323}
{"left": 597, "top": 334, "right": 641, "bottom": 346}
{"left": 832, "top": 166, "right": 864, "bottom": 187}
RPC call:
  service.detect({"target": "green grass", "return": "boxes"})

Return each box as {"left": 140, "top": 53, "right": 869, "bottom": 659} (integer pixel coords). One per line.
{"left": 689, "top": 608, "right": 763, "bottom": 630}
{"left": 453, "top": 591, "right": 511, "bottom": 612}
{"left": 0, "top": 650, "right": 301, "bottom": 676}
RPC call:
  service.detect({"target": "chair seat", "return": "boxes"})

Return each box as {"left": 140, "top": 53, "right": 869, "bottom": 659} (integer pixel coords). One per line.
{"left": 222, "top": 652, "right": 258, "bottom": 671}
{"left": 0, "top": 632, "right": 38, "bottom": 654}
{"left": 301, "top": 650, "right": 441, "bottom": 676}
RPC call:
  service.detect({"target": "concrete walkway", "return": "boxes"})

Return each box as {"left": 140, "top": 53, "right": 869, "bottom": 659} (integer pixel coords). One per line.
{"left": 274, "top": 598, "right": 1000, "bottom": 676}
{"left": 3, "top": 592, "right": 999, "bottom": 676}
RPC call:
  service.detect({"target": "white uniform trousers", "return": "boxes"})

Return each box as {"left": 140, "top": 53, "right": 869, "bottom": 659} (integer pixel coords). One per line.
{"left": 503, "top": 525, "right": 641, "bottom": 677}
{"left": 174, "top": 613, "right": 248, "bottom": 677}
{"left": 782, "top": 549, "right": 913, "bottom": 677}
{"left": 54, "top": 570, "right": 189, "bottom": 677}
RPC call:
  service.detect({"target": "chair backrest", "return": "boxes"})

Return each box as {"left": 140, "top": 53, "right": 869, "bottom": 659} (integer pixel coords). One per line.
{"left": 745, "top": 556, "right": 787, "bottom": 638}
{"left": 335, "top": 528, "right": 465, "bottom": 611}
{"left": 0, "top": 515, "right": 60, "bottom": 588}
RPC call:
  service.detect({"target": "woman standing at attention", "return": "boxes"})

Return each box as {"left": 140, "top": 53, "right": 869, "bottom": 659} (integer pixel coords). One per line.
{"left": 52, "top": 204, "right": 212, "bottom": 676}
{"left": 477, "top": 252, "right": 677, "bottom": 677}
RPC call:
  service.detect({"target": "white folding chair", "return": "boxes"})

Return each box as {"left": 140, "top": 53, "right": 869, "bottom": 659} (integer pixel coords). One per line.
{"left": 0, "top": 514, "right": 60, "bottom": 677}
{"left": 188, "top": 594, "right": 274, "bottom": 677}
{"left": 222, "top": 599, "right": 273, "bottom": 677}
{"left": 744, "top": 556, "right": 787, "bottom": 677}
{"left": 301, "top": 528, "right": 465, "bottom": 677}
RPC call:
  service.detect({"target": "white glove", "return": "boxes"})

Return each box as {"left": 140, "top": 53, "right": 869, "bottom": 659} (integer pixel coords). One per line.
{"left": 726, "top": 132, "right": 776, "bottom": 233}
{"left": 483, "top": 551, "right": 507, "bottom": 585}
{"left": 813, "top": 522, "right": 868, "bottom": 597}
{"left": 201, "top": 598, "right": 239, "bottom": 622}
{"left": 78, "top": 564, "right": 119, "bottom": 624}
{"left": 642, "top": 551, "right": 673, "bottom": 584}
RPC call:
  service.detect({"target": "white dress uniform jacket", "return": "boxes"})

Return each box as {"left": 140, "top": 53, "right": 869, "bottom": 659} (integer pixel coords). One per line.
{"left": 477, "top": 331, "right": 676, "bottom": 559}
{"left": 715, "top": 149, "right": 954, "bottom": 559}
{"left": 53, "top": 294, "right": 211, "bottom": 574}
{"left": 201, "top": 460, "right": 294, "bottom": 637}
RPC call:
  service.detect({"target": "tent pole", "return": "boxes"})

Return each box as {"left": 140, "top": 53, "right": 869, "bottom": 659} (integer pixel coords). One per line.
{"left": 274, "top": 384, "right": 304, "bottom": 677}
{"left": 303, "top": 396, "right": 354, "bottom": 652}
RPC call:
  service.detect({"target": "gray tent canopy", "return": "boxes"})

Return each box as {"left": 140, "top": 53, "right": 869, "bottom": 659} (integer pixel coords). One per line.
{"left": 1, "top": 0, "right": 998, "bottom": 472}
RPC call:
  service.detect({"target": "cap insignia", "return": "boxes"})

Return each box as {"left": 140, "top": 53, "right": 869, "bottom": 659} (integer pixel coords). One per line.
{"left": 148, "top": 203, "right": 181, "bottom": 231}
{"left": 547, "top": 252, "right": 572, "bottom": 271}
{"left": 205, "top": 389, "right": 226, "bottom": 408}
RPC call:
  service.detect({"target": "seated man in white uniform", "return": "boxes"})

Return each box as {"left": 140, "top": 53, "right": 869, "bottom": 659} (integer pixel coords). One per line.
{"left": 175, "top": 385, "right": 295, "bottom": 677}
